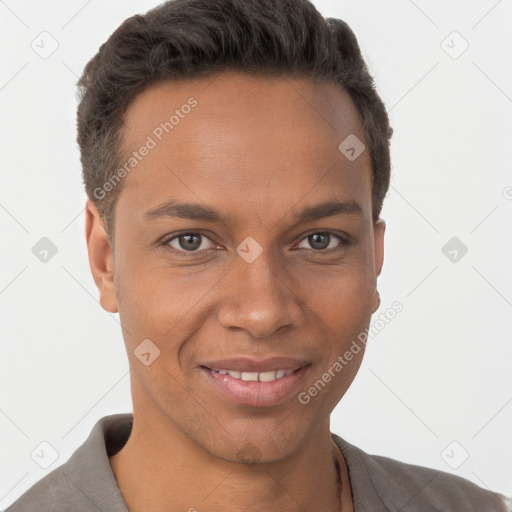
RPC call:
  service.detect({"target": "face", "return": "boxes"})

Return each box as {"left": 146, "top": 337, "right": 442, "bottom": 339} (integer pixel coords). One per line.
{"left": 86, "top": 71, "right": 385, "bottom": 463}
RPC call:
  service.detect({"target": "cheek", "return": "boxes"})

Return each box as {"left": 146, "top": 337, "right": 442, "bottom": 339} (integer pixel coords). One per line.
{"left": 297, "top": 256, "right": 376, "bottom": 378}
{"left": 303, "top": 266, "right": 373, "bottom": 404}
{"left": 114, "top": 253, "right": 170, "bottom": 347}
{"left": 115, "top": 259, "right": 214, "bottom": 357}
{"left": 303, "top": 258, "right": 375, "bottom": 322}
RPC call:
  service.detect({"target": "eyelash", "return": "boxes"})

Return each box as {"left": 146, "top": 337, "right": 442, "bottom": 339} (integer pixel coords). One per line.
{"left": 161, "top": 230, "right": 351, "bottom": 256}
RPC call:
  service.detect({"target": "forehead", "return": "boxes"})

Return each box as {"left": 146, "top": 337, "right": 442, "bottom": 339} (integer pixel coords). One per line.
{"left": 118, "top": 72, "right": 372, "bottom": 223}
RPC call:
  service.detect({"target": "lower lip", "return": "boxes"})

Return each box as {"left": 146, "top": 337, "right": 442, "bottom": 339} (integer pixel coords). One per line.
{"left": 200, "top": 365, "right": 311, "bottom": 407}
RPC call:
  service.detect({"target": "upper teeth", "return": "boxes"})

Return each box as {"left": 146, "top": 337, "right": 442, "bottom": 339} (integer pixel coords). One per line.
{"left": 211, "top": 369, "right": 296, "bottom": 382}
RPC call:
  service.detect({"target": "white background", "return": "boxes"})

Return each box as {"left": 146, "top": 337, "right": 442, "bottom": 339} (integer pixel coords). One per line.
{"left": 1, "top": 0, "right": 511, "bottom": 507}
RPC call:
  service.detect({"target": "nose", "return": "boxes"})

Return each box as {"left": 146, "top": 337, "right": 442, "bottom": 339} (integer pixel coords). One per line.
{"left": 216, "top": 248, "right": 304, "bottom": 339}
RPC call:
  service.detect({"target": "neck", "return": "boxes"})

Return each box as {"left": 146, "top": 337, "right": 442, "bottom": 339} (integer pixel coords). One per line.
{"left": 109, "top": 406, "right": 352, "bottom": 511}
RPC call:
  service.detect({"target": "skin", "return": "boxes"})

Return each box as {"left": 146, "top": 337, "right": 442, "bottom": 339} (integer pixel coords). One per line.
{"left": 85, "top": 71, "right": 385, "bottom": 512}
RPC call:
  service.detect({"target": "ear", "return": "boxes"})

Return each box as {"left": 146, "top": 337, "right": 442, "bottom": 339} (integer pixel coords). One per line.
{"left": 84, "top": 199, "right": 118, "bottom": 313}
{"left": 373, "top": 218, "right": 385, "bottom": 277}
{"left": 372, "top": 218, "right": 386, "bottom": 313}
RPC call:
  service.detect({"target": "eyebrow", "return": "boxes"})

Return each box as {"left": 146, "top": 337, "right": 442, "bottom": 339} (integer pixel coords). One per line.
{"left": 143, "top": 198, "right": 362, "bottom": 224}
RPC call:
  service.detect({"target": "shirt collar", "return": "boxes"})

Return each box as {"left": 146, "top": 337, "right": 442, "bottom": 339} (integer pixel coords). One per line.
{"left": 66, "top": 413, "right": 390, "bottom": 511}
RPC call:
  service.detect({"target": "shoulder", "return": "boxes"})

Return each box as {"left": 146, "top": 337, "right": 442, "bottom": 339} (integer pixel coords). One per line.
{"left": 332, "top": 433, "right": 512, "bottom": 511}
{"left": 4, "top": 414, "right": 132, "bottom": 512}
{"left": 366, "top": 450, "right": 511, "bottom": 511}
{"left": 4, "top": 468, "right": 79, "bottom": 512}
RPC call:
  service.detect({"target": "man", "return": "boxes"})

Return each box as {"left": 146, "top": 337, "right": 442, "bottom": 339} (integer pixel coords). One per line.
{"left": 6, "top": 0, "right": 511, "bottom": 510}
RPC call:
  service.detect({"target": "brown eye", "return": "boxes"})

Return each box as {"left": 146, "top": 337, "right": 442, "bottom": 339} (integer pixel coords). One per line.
{"left": 297, "top": 232, "right": 346, "bottom": 251}
{"left": 166, "top": 233, "right": 215, "bottom": 252}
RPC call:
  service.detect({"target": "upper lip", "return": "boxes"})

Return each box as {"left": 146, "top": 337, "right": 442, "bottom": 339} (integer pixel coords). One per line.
{"left": 200, "top": 357, "right": 311, "bottom": 373}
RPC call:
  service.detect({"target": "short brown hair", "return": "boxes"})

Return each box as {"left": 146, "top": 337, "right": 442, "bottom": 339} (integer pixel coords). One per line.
{"left": 77, "top": 0, "right": 393, "bottom": 241}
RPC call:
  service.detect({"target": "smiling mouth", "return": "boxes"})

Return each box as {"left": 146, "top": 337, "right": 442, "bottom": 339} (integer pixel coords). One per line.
{"left": 199, "top": 364, "right": 311, "bottom": 407}
{"left": 202, "top": 366, "right": 303, "bottom": 382}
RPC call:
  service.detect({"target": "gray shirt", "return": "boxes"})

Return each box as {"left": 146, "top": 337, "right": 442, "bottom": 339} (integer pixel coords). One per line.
{"left": 5, "top": 413, "right": 512, "bottom": 511}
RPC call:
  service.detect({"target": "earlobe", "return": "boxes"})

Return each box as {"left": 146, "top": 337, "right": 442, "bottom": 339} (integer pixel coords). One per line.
{"left": 372, "top": 289, "right": 381, "bottom": 313}
{"left": 84, "top": 199, "right": 118, "bottom": 313}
